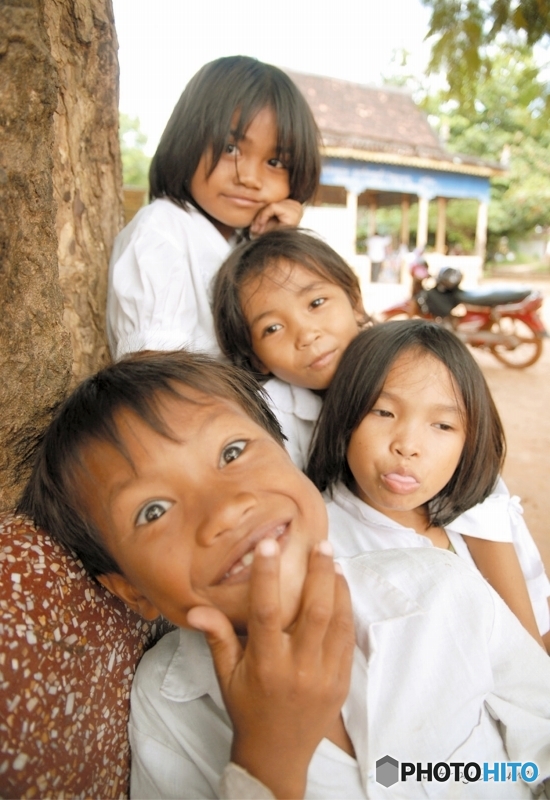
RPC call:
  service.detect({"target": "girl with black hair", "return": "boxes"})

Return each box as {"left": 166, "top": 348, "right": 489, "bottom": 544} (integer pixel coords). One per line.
{"left": 307, "top": 320, "right": 550, "bottom": 651}
{"left": 107, "top": 56, "right": 320, "bottom": 362}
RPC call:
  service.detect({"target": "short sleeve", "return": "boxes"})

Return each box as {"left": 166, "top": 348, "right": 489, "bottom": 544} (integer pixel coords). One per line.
{"left": 449, "top": 478, "right": 550, "bottom": 634}
{"left": 107, "top": 201, "right": 231, "bottom": 361}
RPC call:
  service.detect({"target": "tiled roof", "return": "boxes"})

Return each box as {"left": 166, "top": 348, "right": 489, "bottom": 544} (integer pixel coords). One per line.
{"left": 286, "top": 70, "right": 504, "bottom": 176}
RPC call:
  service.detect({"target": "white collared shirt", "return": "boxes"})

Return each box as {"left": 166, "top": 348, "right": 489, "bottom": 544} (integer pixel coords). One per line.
{"left": 129, "top": 549, "right": 550, "bottom": 799}
{"left": 107, "top": 199, "right": 234, "bottom": 361}
{"left": 327, "top": 482, "right": 550, "bottom": 635}
{"left": 264, "top": 377, "right": 323, "bottom": 470}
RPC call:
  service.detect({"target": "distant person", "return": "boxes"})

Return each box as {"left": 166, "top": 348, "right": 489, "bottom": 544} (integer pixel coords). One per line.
{"left": 107, "top": 56, "right": 320, "bottom": 361}
{"left": 366, "top": 229, "right": 390, "bottom": 282}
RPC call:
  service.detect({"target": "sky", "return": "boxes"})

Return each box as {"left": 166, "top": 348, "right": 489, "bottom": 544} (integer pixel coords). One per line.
{"left": 113, "top": 0, "right": 433, "bottom": 153}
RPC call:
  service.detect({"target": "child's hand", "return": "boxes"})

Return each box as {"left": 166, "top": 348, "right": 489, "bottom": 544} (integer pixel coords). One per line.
{"left": 249, "top": 199, "right": 303, "bottom": 237}
{"left": 186, "top": 539, "right": 355, "bottom": 800}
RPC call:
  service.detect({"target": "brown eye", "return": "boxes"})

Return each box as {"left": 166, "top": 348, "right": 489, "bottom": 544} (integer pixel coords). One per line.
{"left": 136, "top": 500, "right": 172, "bottom": 526}
{"left": 220, "top": 440, "right": 247, "bottom": 466}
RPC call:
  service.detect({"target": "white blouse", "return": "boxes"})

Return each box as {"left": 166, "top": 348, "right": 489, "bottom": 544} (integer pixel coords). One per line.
{"left": 263, "top": 377, "right": 323, "bottom": 470}
{"left": 129, "top": 549, "right": 550, "bottom": 799}
{"left": 327, "top": 481, "right": 550, "bottom": 635}
{"left": 107, "top": 199, "right": 234, "bottom": 361}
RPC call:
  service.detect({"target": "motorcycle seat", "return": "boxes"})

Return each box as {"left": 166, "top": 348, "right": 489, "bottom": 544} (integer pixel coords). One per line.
{"left": 456, "top": 286, "right": 531, "bottom": 307}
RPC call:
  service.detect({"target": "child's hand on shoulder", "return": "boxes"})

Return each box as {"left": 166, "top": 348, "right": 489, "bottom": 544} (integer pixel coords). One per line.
{"left": 187, "top": 538, "right": 355, "bottom": 800}
{"left": 250, "top": 199, "right": 303, "bottom": 237}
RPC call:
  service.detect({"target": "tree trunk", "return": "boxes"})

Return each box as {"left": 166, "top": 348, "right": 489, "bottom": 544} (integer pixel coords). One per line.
{"left": 0, "top": 0, "right": 122, "bottom": 511}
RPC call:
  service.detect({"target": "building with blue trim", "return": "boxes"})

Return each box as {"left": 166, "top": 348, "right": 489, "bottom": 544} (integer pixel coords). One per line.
{"left": 287, "top": 71, "right": 505, "bottom": 262}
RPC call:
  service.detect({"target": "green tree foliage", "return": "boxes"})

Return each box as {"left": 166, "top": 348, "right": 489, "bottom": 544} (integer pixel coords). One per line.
{"left": 422, "top": 0, "right": 550, "bottom": 116}
{"left": 424, "top": 46, "right": 550, "bottom": 250}
{"left": 119, "top": 113, "right": 151, "bottom": 188}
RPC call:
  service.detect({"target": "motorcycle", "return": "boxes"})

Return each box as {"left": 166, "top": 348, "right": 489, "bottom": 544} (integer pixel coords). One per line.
{"left": 379, "top": 257, "right": 547, "bottom": 368}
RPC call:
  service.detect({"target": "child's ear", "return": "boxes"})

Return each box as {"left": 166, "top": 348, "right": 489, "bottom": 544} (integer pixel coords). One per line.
{"left": 97, "top": 573, "right": 161, "bottom": 620}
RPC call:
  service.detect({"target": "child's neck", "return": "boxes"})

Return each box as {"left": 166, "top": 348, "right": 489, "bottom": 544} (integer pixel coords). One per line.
{"left": 212, "top": 220, "right": 237, "bottom": 241}
{"left": 193, "top": 201, "right": 236, "bottom": 241}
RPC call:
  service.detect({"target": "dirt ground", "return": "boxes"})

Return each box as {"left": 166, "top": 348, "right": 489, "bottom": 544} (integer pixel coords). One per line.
{"left": 470, "top": 273, "right": 550, "bottom": 574}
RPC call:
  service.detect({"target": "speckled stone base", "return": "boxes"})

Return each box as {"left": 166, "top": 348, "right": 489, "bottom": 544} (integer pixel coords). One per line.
{"left": 0, "top": 513, "right": 173, "bottom": 799}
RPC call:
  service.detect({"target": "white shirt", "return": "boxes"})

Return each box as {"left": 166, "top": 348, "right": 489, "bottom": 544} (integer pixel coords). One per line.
{"left": 264, "top": 378, "right": 323, "bottom": 470}
{"left": 129, "top": 549, "right": 550, "bottom": 799}
{"left": 367, "top": 234, "right": 390, "bottom": 264}
{"left": 107, "top": 199, "right": 234, "bottom": 361}
{"left": 327, "top": 482, "right": 550, "bottom": 635}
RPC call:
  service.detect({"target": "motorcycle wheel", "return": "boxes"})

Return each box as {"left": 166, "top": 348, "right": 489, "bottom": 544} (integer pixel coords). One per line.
{"left": 489, "top": 317, "right": 543, "bottom": 368}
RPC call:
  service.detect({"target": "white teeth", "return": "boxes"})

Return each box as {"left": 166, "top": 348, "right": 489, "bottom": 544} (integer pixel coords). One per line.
{"left": 223, "top": 526, "right": 287, "bottom": 581}
{"left": 224, "top": 549, "right": 254, "bottom": 579}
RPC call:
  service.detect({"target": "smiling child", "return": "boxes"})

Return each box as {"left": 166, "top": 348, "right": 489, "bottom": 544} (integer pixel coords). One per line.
{"left": 213, "top": 227, "right": 370, "bottom": 467}
{"left": 20, "top": 351, "right": 550, "bottom": 799}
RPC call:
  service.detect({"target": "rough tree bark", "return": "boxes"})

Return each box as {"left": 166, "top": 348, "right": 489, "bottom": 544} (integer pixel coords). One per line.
{"left": 0, "top": 0, "right": 122, "bottom": 510}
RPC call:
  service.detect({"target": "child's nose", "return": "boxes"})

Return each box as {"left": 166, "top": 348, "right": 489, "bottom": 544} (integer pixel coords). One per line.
{"left": 234, "top": 158, "right": 262, "bottom": 190}
{"left": 392, "top": 427, "right": 421, "bottom": 458}
{"left": 295, "top": 322, "right": 321, "bottom": 348}
{"left": 195, "top": 488, "right": 258, "bottom": 546}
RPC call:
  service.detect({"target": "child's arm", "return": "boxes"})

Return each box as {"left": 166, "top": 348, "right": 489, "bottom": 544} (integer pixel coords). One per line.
{"left": 249, "top": 199, "right": 303, "bottom": 236}
{"left": 463, "top": 536, "right": 546, "bottom": 651}
{"left": 187, "top": 539, "right": 355, "bottom": 800}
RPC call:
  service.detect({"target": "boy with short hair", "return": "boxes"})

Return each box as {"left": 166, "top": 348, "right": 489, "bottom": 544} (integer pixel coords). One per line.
{"left": 20, "top": 351, "right": 550, "bottom": 799}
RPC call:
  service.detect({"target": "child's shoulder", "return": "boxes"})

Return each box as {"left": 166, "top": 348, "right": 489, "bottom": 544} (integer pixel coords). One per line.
{"left": 132, "top": 626, "right": 181, "bottom": 694}
{"left": 133, "top": 626, "right": 217, "bottom": 696}
{"left": 263, "top": 377, "right": 322, "bottom": 420}
{"left": 126, "top": 197, "right": 196, "bottom": 234}
{"left": 340, "top": 547, "right": 493, "bottom": 613}
{"left": 112, "top": 199, "right": 228, "bottom": 265}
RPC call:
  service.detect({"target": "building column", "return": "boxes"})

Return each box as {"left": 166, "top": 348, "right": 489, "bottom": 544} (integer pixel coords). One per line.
{"left": 475, "top": 200, "right": 488, "bottom": 261}
{"left": 346, "top": 189, "right": 358, "bottom": 257}
{"left": 400, "top": 195, "right": 410, "bottom": 246}
{"left": 399, "top": 195, "right": 411, "bottom": 245}
{"left": 416, "top": 196, "right": 429, "bottom": 249}
{"left": 435, "top": 197, "right": 447, "bottom": 253}
{"left": 368, "top": 198, "right": 377, "bottom": 236}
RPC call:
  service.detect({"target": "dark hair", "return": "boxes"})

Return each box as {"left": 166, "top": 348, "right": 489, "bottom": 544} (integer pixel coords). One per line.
{"left": 18, "top": 350, "right": 285, "bottom": 579}
{"left": 149, "top": 56, "right": 321, "bottom": 208}
{"left": 213, "top": 227, "right": 369, "bottom": 376}
{"left": 307, "top": 320, "right": 505, "bottom": 527}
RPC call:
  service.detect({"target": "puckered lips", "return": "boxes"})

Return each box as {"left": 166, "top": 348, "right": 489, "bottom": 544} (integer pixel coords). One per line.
{"left": 381, "top": 468, "right": 421, "bottom": 495}
{"left": 215, "top": 520, "right": 289, "bottom": 585}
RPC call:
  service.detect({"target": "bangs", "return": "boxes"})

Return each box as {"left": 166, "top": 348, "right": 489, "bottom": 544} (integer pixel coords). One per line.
{"left": 204, "top": 63, "right": 319, "bottom": 202}
{"left": 150, "top": 56, "right": 319, "bottom": 206}
{"left": 225, "top": 87, "right": 296, "bottom": 169}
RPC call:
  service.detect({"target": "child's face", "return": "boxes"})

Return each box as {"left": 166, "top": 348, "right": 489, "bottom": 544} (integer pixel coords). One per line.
{"left": 190, "top": 106, "right": 290, "bottom": 238}
{"left": 78, "top": 391, "right": 326, "bottom": 632}
{"left": 346, "top": 350, "right": 466, "bottom": 529}
{"left": 241, "top": 260, "right": 364, "bottom": 390}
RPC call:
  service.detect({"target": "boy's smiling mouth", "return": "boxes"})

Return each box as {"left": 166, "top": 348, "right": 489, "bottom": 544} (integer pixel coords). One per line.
{"left": 217, "top": 521, "right": 289, "bottom": 584}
